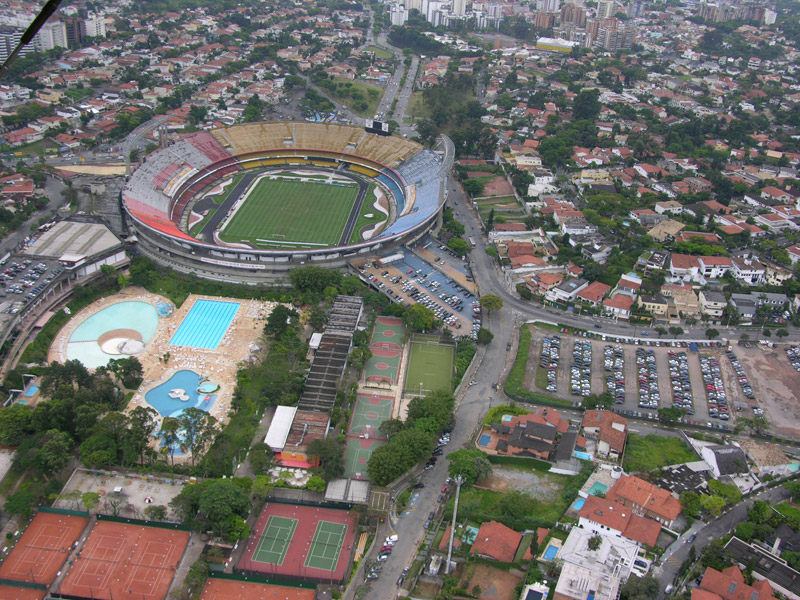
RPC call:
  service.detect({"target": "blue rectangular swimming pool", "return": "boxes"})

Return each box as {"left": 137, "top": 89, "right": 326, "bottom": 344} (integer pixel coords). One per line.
{"left": 169, "top": 299, "right": 241, "bottom": 349}
{"left": 478, "top": 433, "right": 491, "bottom": 447}
{"left": 543, "top": 544, "right": 559, "bottom": 561}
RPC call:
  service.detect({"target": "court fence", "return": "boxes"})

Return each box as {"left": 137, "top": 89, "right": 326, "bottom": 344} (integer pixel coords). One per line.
{"left": 210, "top": 570, "right": 316, "bottom": 589}
{"left": 264, "top": 489, "right": 354, "bottom": 511}
{"left": 38, "top": 506, "right": 90, "bottom": 518}
{"left": 96, "top": 513, "right": 191, "bottom": 531}
{"left": 0, "top": 578, "right": 46, "bottom": 590}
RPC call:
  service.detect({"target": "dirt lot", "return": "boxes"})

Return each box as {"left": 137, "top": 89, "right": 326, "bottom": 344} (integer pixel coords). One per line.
{"left": 479, "top": 465, "right": 566, "bottom": 503}
{"left": 461, "top": 563, "right": 522, "bottom": 600}
{"left": 733, "top": 344, "right": 800, "bottom": 437}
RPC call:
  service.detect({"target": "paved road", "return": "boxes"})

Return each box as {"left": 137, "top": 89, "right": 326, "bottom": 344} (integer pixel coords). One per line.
{"left": 655, "top": 485, "right": 789, "bottom": 598}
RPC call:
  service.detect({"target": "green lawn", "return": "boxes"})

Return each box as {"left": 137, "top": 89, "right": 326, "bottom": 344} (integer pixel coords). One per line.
{"left": 404, "top": 341, "right": 454, "bottom": 394}
{"left": 775, "top": 502, "right": 800, "bottom": 522}
{"left": 446, "top": 485, "right": 568, "bottom": 530}
{"left": 219, "top": 177, "right": 359, "bottom": 248}
{"left": 365, "top": 45, "right": 394, "bottom": 60}
{"left": 328, "top": 78, "right": 383, "bottom": 118}
{"left": 623, "top": 434, "right": 697, "bottom": 473}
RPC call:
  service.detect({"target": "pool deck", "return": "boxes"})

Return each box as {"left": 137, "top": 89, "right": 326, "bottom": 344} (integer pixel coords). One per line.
{"left": 50, "top": 288, "right": 284, "bottom": 462}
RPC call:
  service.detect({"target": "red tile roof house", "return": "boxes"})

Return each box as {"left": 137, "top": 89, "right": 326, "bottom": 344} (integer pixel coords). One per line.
{"left": 577, "top": 495, "right": 662, "bottom": 548}
{"left": 485, "top": 408, "right": 570, "bottom": 460}
{"left": 602, "top": 293, "right": 634, "bottom": 321}
{"left": 577, "top": 281, "right": 611, "bottom": 306}
{"left": 607, "top": 475, "right": 682, "bottom": 528}
{"left": 581, "top": 410, "right": 628, "bottom": 460}
{"left": 471, "top": 521, "right": 522, "bottom": 563}
{"left": 693, "top": 566, "right": 776, "bottom": 600}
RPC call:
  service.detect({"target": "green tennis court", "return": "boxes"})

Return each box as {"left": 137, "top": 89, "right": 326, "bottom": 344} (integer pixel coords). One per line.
{"left": 403, "top": 340, "right": 455, "bottom": 394}
{"left": 304, "top": 521, "right": 348, "bottom": 571}
{"left": 349, "top": 394, "right": 393, "bottom": 437}
{"left": 344, "top": 436, "right": 384, "bottom": 478}
{"left": 252, "top": 515, "right": 298, "bottom": 565}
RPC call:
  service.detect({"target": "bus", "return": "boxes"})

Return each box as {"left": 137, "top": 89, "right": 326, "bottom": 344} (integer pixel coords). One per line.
{"left": 468, "top": 237, "right": 476, "bottom": 248}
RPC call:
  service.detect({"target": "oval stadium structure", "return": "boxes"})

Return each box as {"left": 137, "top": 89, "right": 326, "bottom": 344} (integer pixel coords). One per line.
{"left": 122, "top": 122, "right": 454, "bottom": 283}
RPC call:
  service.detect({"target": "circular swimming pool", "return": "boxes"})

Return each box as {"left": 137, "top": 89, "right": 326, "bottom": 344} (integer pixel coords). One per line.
{"left": 66, "top": 301, "right": 159, "bottom": 368}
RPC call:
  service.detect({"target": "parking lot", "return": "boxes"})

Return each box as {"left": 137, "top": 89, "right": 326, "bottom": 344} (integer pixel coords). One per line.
{"left": 525, "top": 328, "right": 738, "bottom": 426}
{"left": 355, "top": 251, "right": 477, "bottom": 336}
{"left": 0, "top": 257, "right": 65, "bottom": 315}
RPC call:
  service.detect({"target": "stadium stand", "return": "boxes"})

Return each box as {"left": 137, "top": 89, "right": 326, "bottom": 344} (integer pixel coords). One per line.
{"left": 355, "top": 134, "right": 419, "bottom": 167}
{"left": 293, "top": 123, "right": 354, "bottom": 153}
{"left": 187, "top": 131, "right": 230, "bottom": 163}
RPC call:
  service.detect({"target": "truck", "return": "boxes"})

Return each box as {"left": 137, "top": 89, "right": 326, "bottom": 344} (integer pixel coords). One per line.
{"left": 468, "top": 237, "right": 476, "bottom": 248}
{"left": 377, "top": 252, "right": 404, "bottom": 266}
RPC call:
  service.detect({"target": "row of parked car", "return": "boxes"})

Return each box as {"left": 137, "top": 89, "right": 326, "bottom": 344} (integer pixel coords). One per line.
{"left": 786, "top": 346, "right": 800, "bottom": 373}
{"left": 669, "top": 351, "right": 694, "bottom": 415}
{"left": 0, "top": 262, "right": 61, "bottom": 302}
{"left": 637, "top": 348, "right": 660, "bottom": 410}
{"left": 571, "top": 340, "right": 592, "bottom": 397}
{"left": 700, "top": 355, "right": 729, "bottom": 421}
{"left": 604, "top": 345, "right": 625, "bottom": 404}
{"left": 540, "top": 336, "right": 560, "bottom": 393}
{"left": 727, "top": 349, "right": 757, "bottom": 408}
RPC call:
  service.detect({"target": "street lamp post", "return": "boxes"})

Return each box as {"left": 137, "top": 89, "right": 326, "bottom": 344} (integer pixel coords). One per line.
{"left": 445, "top": 475, "right": 464, "bottom": 574}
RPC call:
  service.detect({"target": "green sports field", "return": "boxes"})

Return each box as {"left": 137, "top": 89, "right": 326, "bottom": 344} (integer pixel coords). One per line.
{"left": 404, "top": 340, "right": 455, "bottom": 394}
{"left": 219, "top": 177, "right": 359, "bottom": 248}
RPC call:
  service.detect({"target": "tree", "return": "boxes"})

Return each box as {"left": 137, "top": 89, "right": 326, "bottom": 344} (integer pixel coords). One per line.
{"left": 144, "top": 504, "right": 167, "bottom": 521}
{"left": 619, "top": 575, "right": 660, "bottom": 600}
{"left": 306, "top": 437, "right": 344, "bottom": 481}
{"left": 777, "top": 328, "right": 789, "bottom": 339}
{"left": 403, "top": 303, "right": 437, "bottom": 332}
{"left": 407, "top": 390, "right": 455, "bottom": 431}
{"left": 705, "top": 328, "right": 720, "bottom": 339}
{"left": 658, "top": 406, "right": 683, "bottom": 424}
{"left": 479, "top": 294, "right": 503, "bottom": 313}
{"left": 252, "top": 474, "right": 273, "bottom": 504}
{"left": 126, "top": 405, "right": 159, "bottom": 465}
{"left": 35, "top": 429, "right": 72, "bottom": 476}
{"left": 668, "top": 326, "right": 684, "bottom": 337}
{"left": 379, "top": 418, "right": 405, "bottom": 439}
{"left": 0, "top": 404, "right": 33, "bottom": 445}
{"left": 476, "top": 328, "right": 493, "bottom": 345}
{"left": 178, "top": 408, "right": 218, "bottom": 467}
{"left": 264, "top": 305, "right": 298, "bottom": 338}
{"left": 81, "top": 491, "right": 100, "bottom": 512}
{"left": 735, "top": 521, "right": 755, "bottom": 541}
{"left": 701, "top": 494, "right": 727, "bottom": 517}
{"left": 5, "top": 490, "right": 35, "bottom": 518}
{"left": 786, "top": 481, "right": 800, "bottom": 503}
{"left": 655, "top": 326, "right": 667, "bottom": 338}
{"left": 247, "top": 443, "right": 275, "bottom": 475}
{"left": 680, "top": 490, "right": 702, "bottom": 518}
{"left": 307, "top": 475, "right": 326, "bottom": 492}
{"left": 197, "top": 479, "right": 251, "bottom": 535}
{"left": 447, "top": 449, "right": 491, "bottom": 485}
{"left": 573, "top": 89, "right": 601, "bottom": 121}
{"left": 448, "top": 237, "right": 469, "bottom": 255}
{"left": 588, "top": 534, "right": 602, "bottom": 551}
{"left": 462, "top": 179, "right": 484, "bottom": 196}
{"left": 159, "top": 417, "right": 181, "bottom": 467}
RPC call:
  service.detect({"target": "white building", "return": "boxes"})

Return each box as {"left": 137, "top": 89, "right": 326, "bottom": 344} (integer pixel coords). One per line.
{"left": 452, "top": 0, "right": 466, "bottom": 16}
{"left": 555, "top": 527, "right": 638, "bottom": 600}
{"left": 34, "top": 19, "right": 68, "bottom": 52}
{"left": 390, "top": 4, "right": 409, "bottom": 26}
{"left": 83, "top": 14, "right": 106, "bottom": 38}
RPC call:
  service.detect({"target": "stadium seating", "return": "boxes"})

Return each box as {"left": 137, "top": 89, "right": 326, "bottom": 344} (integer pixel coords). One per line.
{"left": 355, "top": 134, "right": 419, "bottom": 167}
{"left": 293, "top": 123, "right": 354, "bottom": 153}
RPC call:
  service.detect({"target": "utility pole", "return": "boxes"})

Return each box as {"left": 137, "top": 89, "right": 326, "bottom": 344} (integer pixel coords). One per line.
{"left": 445, "top": 475, "right": 464, "bottom": 574}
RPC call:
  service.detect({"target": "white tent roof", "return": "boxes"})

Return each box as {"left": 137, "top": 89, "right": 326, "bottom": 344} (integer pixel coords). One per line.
{"left": 265, "top": 405, "right": 297, "bottom": 451}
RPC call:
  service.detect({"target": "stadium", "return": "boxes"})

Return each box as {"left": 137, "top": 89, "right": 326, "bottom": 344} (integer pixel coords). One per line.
{"left": 122, "top": 122, "right": 453, "bottom": 283}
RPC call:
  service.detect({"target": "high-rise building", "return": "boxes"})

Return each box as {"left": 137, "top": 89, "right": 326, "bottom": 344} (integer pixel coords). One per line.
{"left": 538, "top": 0, "right": 560, "bottom": 12}
{"left": 0, "top": 29, "right": 32, "bottom": 63}
{"left": 83, "top": 14, "right": 106, "bottom": 38}
{"left": 34, "top": 19, "right": 67, "bottom": 52}
{"left": 406, "top": 0, "right": 422, "bottom": 11}
{"left": 596, "top": 0, "right": 617, "bottom": 19}
{"left": 764, "top": 8, "right": 777, "bottom": 24}
{"left": 534, "top": 11, "right": 557, "bottom": 29}
{"left": 626, "top": 0, "right": 644, "bottom": 18}
{"left": 452, "top": 0, "right": 466, "bottom": 17}
{"left": 64, "top": 17, "right": 83, "bottom": 47}
{"left": 560, "top": 3, "right": 587, "bottom": 27}
{"left": 390, "top": 4, "right": 409, "bottom": 25}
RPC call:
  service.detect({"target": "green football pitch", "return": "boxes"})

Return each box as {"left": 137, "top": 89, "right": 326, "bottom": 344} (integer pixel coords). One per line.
{"left": 219, "top": 177, "right": 359, "bottom": 248}
{"left": 404, "top": 341, "right": 455, "bottom": 394}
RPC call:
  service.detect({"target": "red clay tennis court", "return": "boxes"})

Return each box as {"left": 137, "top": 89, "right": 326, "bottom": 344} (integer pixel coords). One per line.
{"left": 57, "top": 520, "right": 189, "bottom": 600}
{"left": 0, "top": 511, "right": 88, "bottom": 586}
{"left": 238, "top": 503, "right": 356, "bottom": 584}
{"left": 199, "top": 577, "right": 315, "bottom": 600}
